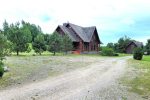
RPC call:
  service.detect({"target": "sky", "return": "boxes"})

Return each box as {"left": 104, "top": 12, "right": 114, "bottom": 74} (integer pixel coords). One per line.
{"left": 0, "top": 0, "right": 150, "bottom": 45}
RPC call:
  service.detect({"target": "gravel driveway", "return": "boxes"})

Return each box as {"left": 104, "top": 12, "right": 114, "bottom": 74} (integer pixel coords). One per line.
{"left": 0, "top": 57, "right": 140, "bottom": 100}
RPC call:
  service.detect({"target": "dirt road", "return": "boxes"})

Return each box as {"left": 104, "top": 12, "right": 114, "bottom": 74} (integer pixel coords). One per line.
{"left": 0, "top": 57, "right": 130, "bottom": 100}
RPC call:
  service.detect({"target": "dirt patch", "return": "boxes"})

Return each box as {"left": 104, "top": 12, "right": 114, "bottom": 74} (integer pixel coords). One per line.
{"left": 0, "top": 56, "right": 98, "bottom": 89}
{"left": 0, "top": 56, "right": 138, "bottom": 100}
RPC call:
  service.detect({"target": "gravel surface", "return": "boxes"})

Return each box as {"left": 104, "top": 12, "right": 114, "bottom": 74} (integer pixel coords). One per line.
{"left": 0, "top": 57, "right": 142, "bottom": 100}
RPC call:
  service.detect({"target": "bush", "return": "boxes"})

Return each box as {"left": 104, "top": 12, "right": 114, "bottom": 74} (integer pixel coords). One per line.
{"left": 0, "top": 62, "right": 4, "bottom": 77}
{"left": 101, "top": 47, "right": 114, "bottom": 56}
{"left": 113, "top": 53, "right": 119, "bottom": 56}
{"left": 133, "top": 47, "right": 143, "bottom": 60}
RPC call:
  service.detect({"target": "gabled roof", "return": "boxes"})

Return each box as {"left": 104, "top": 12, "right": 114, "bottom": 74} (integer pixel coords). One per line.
{"left": 57, "top": 23, "right": 101, "bottom": 43}
{"left": 68, "top": 23, "right": 94, "bottom": 42}
{"left": 126, "top": 41, "right": 143, "bottom": 48}
{"left": 82, "top": 27, "right": 96, "bottom": 41}
{"left": 58, "top": 25, "right": 80, "bottom": 42}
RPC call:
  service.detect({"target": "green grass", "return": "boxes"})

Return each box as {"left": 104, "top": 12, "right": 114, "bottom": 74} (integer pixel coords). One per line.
{"left": 11, "top": 51, "right": 53, "bottom": 56}
{"left": 122, "top": 56, "right": 150, "bottom": 96}
{"left": 101, "top": 53, "right": 132, "bottom": 57}
{"left": 118, "top": 53, "right": 132, "bottom": 57}
{"left": 143, "top": 55, "right": 150, "bottom": 62}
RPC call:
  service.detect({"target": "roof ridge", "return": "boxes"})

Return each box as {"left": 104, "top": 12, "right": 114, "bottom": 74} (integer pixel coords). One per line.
{"left": 68, "top": 23, "right": 89, "bottom": 42}
{"left": 68, "top": 22, "right": 96, "bottom": 28}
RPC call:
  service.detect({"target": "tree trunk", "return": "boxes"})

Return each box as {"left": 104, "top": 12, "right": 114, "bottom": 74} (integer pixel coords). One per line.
{"left": 53, "top": 52, "right": 56, "bottom": 56}
{"left": 17, "top": 51, "right": 19, "bottom": 56}
{"left": 65, "top": 51, "right": 67, "bottom": 55}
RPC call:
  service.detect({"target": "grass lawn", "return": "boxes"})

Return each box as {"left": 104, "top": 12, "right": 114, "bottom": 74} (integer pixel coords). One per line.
{"left": 0, "top": 55, "right": 102, "bottom": 89}
{"left": 122, "top": 55, "right": 150, "bottom": 98}
{"left": 118, "top": 53, "right": 132, "bottom": 57}
{"left": 143, "top": 55, "right": 150, "bottom": 61}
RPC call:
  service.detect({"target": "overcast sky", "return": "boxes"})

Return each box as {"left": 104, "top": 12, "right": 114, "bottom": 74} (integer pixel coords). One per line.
{"left": 0, "top": 0, "right": 150, "bottom": 45}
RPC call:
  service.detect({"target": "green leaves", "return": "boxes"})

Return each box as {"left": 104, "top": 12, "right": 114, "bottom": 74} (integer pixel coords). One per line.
{"left": 0, "top": 61, "right": 4, "bottom": 77}
{"left": 117, "top": 36, "right": 131, "bottom": 53}
{"left": 101, "top": 47, "right": 114, "bottom": 56}
{"left": 61, "top": 34, "right": 73, "bottom": 54}
{"left": 3, "top": 21, "right": 33, "bottom": 55}
{"left": 32, "top": 34, "right": 46, "bottom": 55}
{"left": 133, "top": 47, "right": 143, "bottom": 60}
{"left": 1, "top": 20, "right": 73, "bottom": 56}
{"left": 48, "top": 32, "right": 73, "bottom": 55}
{"left": 107, "top": 36, "right": 131, "bottom": 53}
{"left": 48, "top": 32, "right": 62, "bottom": 55}
{"left": 145, "top": 39, "right": 150, "bottom": 55}
{"left": 12, "top": 23, "right": 31, "bottom": 55}
{"left": 0, "top": 31, "right": 8, "bottom": 61}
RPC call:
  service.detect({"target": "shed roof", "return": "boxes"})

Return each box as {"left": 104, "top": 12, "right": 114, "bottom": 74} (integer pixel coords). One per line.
{"left": 133, "top": 41, "right": 143, "bottom": 47}
{"left": 126, "top": 41, "right": 143, "bottom": 48}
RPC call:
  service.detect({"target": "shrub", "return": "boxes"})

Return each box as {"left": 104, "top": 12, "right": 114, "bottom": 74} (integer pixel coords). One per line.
{"left": 133, "top": 47, "right": 143, "bottom": 60}
{"left": 0, "top": 62, "right": 4, "bottom": 77}
{"left": 113, "top": 53, "right": 119, "bottom": 56}
{"left": 101, "top": 47, "right": 114, "bottom": 56}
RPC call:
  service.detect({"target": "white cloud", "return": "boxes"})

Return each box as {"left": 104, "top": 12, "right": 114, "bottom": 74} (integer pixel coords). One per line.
{"left": 0, "top": 0, "right": 150, "bottom": 44}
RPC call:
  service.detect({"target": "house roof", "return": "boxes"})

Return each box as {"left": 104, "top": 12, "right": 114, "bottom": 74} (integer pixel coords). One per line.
{"left": 57, "top": 23, "right": 101, "bottom": 43}
{"left": 58, "top": 25, "right": 80, "bottom": 42}
{"left": 126, "top": 41, "right": 143, "bottom": 48}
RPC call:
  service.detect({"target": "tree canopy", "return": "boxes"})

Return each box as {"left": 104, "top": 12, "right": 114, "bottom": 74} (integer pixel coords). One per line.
{"left": 2, "top": 20, "right": 46, "bottom": 55}
{"left": 145, "top": 39, "right": 150, "bottom": 55}
{"left": 0, "top": 31, "right": 8, "bottom": 61}
{"left": 48, "top": 32, "right": 63, "bottom": 55}
{"left": 47, "top": 32, "right": 73, "bottom": 55}
{"left": 106, "top": 36, "right": 131, "bottom": 53}
{"left": 9, "top": 22, "right": 32, "bottom": 55}
{"left": 61, "top": 34, "right": 73, "bottom": 54}
{"left": 32, "top": 34, "right": 46, "bottom": 55}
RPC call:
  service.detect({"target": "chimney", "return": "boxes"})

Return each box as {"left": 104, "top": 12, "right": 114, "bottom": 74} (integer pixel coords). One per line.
{"left": 63, "top": 22, "right": 69, "bottom": 26}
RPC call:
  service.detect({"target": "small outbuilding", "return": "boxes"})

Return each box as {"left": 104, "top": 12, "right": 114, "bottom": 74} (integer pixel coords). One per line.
{"left": 125, "top": 41, "right": 143, "bottom": 54}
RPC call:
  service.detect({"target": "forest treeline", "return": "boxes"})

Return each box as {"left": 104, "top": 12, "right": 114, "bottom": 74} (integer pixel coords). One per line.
{"left": 0, "top": 20, "right": 73, "bottom": 57}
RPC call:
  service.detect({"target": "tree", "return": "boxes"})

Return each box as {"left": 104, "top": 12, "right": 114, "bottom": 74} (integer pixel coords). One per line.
{"left": 117, "top": 36, "right": 131, "bottom": 53}
{"left": 62, "top": 34, "right": 73, "bottom": 54}
{"left": 43, "top": 33, "right": 50, "bottom": 45}
{"left": 0, "top": 31, "right": 8, "bottom": 77}
{"left": 145, "top": 39, "right": 150, "bottom": 55}
{"left": 32, "top": 34, "right": 46, "bottom": 55}
{"left": 107, "top": 43, "right": 114, "bottom": 49}
{"left": 113, "top": 43, "right": 119, "bottom": 52}
{"left": 8, "top": 22, "right": 32, "bottom": 55}
{"left": 0, "top": 31, "right": 8, "bottom": 61}
{"left": 3, "top": 20, "right": 9, "bottom": 36}
{"left": 48, "top": 32, "right": 63, "bottom": 56}
{"left": 21, "top": 21, "right": 42, "bottom": 42}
